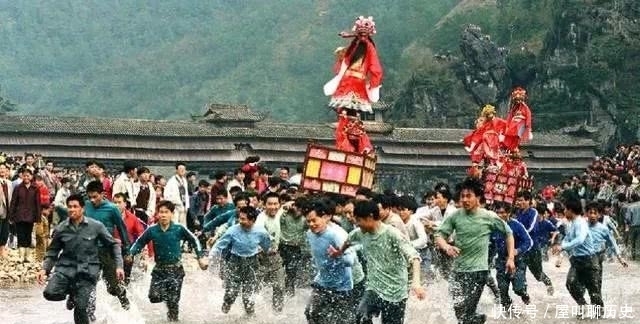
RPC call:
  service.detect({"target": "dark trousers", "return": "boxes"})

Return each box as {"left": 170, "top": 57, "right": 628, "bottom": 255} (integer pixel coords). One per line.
{"left": 525, "top": 247, "right": 553, "bottom": 287}
{"left": 305, "top": 284, "right": 352, "bottom": 324}
{"left": 149, "top": 264, "right": 185, "bottom": 320}
{"left": 566, "top": 255, "right": 603, "bottom": 308}
{"left": 279, "top": 244, "right": 303, "bottom": 296}
{"left": 99, "top": 248, "right": 127, "bottom": 297}
{"left": 43, "top": 272, "right": 96, "bottom": 324}
{"left": 258, "top": 253, "right": 285, "bottom": 312}
{"left": 87, "top": 248, "right": 128, "bottom": 317}
{"left": 449, "top": 271, "right": 488, "bottom": 324}
{"left": 358, "top": 290, "right": 407, "bottom": 324}
{"left": 435, "top": 248, "right": 454, "bottom": 279}
{"left": 496, "top": 257, "right": 529, "bottom": 307}
{"left": 596, "top": 250, "right": 605, "bottom": 288}
{"left": 0, "top": 217, "right": 9, "bottom": 246}
{"left": 197, "top": 215, "right": 205, "bottom": 229}
{"left": 123, "top": 259, "right": 133, "bottom": 286}
{"left": 485, "top": 272, "right": 499, "bottom": 298}
{"left": 224, "top": 254, "right": 259, "bottom": 314}
{"left": 219, "top": 248, "right": 233, "bottom": 283}
{"left": 629, "top": 226, "right": 640, "bottom": 260}
{"left": 484, "top": 254, "right": 499, "bottom": 298}
{"left": 351, "top": 280, "right": 373, "bottom": 324}
{"left": 15, "top": 221, "right": 34, "bottom": 247}
{"left": 541, "top": 244, "right": 550, "bottom": 261}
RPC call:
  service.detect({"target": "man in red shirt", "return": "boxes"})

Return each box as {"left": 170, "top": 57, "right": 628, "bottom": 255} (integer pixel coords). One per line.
{"left": 97, "top": 162, "right": 113, "bottom": 201}
{"left": 34, "top": 175, "right": 51, "bottom": 207}
{"left": 113, "top": 192, "right": 145, "bottom": 284}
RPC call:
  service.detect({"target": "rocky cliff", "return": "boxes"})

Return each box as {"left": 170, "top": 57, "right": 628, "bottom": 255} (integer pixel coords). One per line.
{"left": 389, "top": 0, "right": 640, "bottom": 152}
{"left": 536, "top": 0, "right": 640, "bottom": 151}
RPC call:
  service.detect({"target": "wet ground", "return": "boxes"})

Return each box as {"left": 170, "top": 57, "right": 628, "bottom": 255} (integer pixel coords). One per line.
{"left": 1, "top": 256, "right": 638, "bottom": 324}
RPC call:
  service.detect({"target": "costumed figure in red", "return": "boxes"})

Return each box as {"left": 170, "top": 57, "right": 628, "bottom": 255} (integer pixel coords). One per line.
{"left": 501, "top": 87, "right": 532, "bottom": 152}
{"left": 324, "top": 16, "right": 383, "bottom": 155}
{"left": 463, "top": 116, "right": 488, "bottom": 165}
{"left": 463, "top": 104, "right": 506, "bottom": 169}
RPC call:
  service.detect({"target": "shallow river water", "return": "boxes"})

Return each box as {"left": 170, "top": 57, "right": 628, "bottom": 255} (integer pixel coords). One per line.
{"left": 1, "top": 257, "right": 638, "bottom": 324}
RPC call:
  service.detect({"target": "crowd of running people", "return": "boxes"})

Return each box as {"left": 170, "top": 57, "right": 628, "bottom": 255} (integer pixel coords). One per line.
{"left": 0, "top": 151, "right": 633, "bottom": 324}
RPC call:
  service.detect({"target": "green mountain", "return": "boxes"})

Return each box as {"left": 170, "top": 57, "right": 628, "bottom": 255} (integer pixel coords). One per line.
{"left": 389, "top": 0, "right": 640, "bottom": 149}
{"left": 4, "top": 0, "right": 638, "bottom": 149}
{"left": 0, "top": 0, "right": 457, "bottom": 122}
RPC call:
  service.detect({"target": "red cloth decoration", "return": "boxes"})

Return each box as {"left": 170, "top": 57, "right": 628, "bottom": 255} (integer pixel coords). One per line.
{"left": 335, "top": 113, "right": 373, "bottom": 154}
{"left": 503, "top": 102, "right": 532, "bottom": 151}
{"left": 463, "top": 117, "right": 505, "bottom": 164}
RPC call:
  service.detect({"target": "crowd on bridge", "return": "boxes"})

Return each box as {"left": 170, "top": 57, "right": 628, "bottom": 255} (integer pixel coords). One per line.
{"left": 0, "top": 142, "right": 633, "bottom": 324}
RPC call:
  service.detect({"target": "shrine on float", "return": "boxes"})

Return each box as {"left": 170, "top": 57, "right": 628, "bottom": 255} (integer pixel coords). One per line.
{"left": 463, "top": 87, "right": 535, "bottom": 205}
{"left": 302, "top": 15, "right": 538, "bottom": 200}
{"left": 301, "top": 16, "right": 381, "bottom": 196}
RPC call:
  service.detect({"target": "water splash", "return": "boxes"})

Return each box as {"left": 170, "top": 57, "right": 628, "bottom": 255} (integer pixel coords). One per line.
{"left": 1, "top": 259, "right": 639, "bottom": 323}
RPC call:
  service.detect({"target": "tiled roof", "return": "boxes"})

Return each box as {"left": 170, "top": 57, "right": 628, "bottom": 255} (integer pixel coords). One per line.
{"left": 371, "top": 101, "right": 391, "bottom": 111}
{"left": 196, "top": 103, "right": 266, "bottom": 122}
{"left": 0, "top": 115, "right": 595, "bottom": 147}
{"left": 329, "top": 121, "right": 394, "bottom": 134}
{"left": 0, "top": 115, "right": 330, "bottom": 138}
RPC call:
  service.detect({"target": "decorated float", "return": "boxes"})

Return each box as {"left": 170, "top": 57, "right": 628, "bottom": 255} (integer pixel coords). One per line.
{"left": 464, "top": 87, "right": 535, "bottom": 204}
{"left": 301, "top": 16, "right": 382, "bottom": 196}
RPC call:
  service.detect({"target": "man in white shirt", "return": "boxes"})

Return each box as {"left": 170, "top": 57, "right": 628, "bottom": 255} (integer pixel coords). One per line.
{"left": 373, "top": 193, "right": 409, "bottom": 239}
{"left": 54, "top": 178, "right": 72, "bottom": 208}
{"left": 420, "top": 188, "right": 457, "bottom": 230}
{"left": 112, "top": 160, "right": 138, "bottom": 201}
{"left": 254, "top": 192, "right": 286, "bottom": 312}
{"left": 398, "top": 196, "right": 429, "bottom": 249}
{"left": 226, "top": 168, "right": 245, "bottom": 192}
{"left": 132, "top": 167, "right": 156, "bottom": 223}
{"left": 164, "top": 162, "right": 190, "bottom": 226}
{"left": 278, "top": 167, "right": 290, "bottom": 183}
{"left": 287, "top": 165, "right": 303, "bottom": 187}
{"left": 420, "top": 187, "right": 457, "bottom": 279}
{"left": 415, "top": 190, "right": 435, "bottom": 218}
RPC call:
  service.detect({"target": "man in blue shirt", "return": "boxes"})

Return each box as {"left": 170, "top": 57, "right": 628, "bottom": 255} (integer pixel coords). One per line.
{"left": 188, "top": 179, "right": 210, "bottom": 229}
{"left": 552, "top": 198, "right": 603, "bottom": 316}
{"left": 491, "top": 203, "right": 533, "bottom": 309}
{"left": 599, "top": 200, "right": 621, "bottom": 260}
{"left": 201, "top": 189, "right": 236, "bottom": 234}
{"left": 83, "top": 181, "right": 132, "bottom": 320}
{"left": 206, "top": 193, "right": 250, "bottom": 284}
{"left": 533, "top": 205, "right": 557, "bottom": 261}
{"left": 130, "top": 200, "right": 208, "bottom": 322}
{"left": 304, "top": 199, "right": 356, "bottom": 324}
{"left": 550, "top": 206, "right": 568, "bottom": 268}
{"left": 515, "top": 191, "right": 554, "bottom": 295}
{"left": 211, "top": 205, "right": 271, "bottom": 316}
{"left": 514, "top": 191, "right": 537, "bottom": 233}
{"left": 585, "top": 201, "right": 628, "bottom": 290}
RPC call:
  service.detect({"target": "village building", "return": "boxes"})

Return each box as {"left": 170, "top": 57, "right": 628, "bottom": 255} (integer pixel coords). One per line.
{"left": 0, "top": 103, "right": 596, "bottom": 193}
